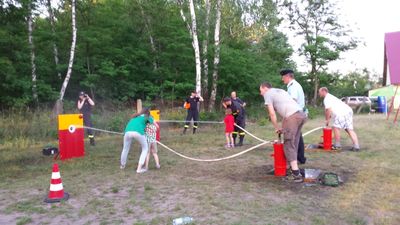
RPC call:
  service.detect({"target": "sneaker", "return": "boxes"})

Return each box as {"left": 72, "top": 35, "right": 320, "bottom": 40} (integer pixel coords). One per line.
{"left": 120, "top": 164, "right": 125, "bottom": 170}
{"left": 136, "top": 168, "right": 147, "bottom": 174}
{"left": 284, "top": 173, "right": 303, "bottom": 183}
{"left": 156, "top": 164, "right": 161, "bottom": 169}
{"left": 230, "top": 144, "right": 235, "bottom": 148}
{"left": 224, "top": 144, "right": 230, "bottom": 148}
{"left": 350, "top": 147, "right": 360, "bottom": 152}
{"left": 236, "top": 142, "right": 243, "bottom": 147}
{"left": 331, "top": 145, "right": 342, "bottom": 150}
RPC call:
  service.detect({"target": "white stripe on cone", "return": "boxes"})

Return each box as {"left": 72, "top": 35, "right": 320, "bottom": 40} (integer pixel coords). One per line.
{"left": 50, "top": 183, "right": 64, "bottom": 191}
{"left": 51, "top": 172, "right": 61, "bottom": 179}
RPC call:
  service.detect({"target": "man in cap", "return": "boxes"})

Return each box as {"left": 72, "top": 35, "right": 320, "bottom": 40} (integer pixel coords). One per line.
{"left": 280, "top": 69, "right": 307, "bottom": 164}
{"left": 77, "top": 91, "right": 95, "bottom": 146}
{"left": 260, "top": 82, "right": 307, "bottom": 182}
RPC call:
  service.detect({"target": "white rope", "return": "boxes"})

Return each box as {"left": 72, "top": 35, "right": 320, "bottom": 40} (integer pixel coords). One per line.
{"left": 158, "top": 120, "right": 223, "bottom": 124}
{"left": 234, "top": 124, "right": 266, "bottom": 142}
{"left": 71, "top": 123, "right": 324, "bottom": 162}
{"left": 75, "top": 125, "right": 124, "bottom": 135}
{"left": 302, "top": 126, "right": 324, "bottom": 137}
{"left": 156, "top": 140, "right": 270, "bottom": 162}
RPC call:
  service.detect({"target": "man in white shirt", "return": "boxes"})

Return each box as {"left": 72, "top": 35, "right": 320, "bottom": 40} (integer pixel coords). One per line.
{"left": 318, "top": 87, "right": 360, "bottom": 151}
{"left": 281, "top": 69, "right": 306, "bottom": 164}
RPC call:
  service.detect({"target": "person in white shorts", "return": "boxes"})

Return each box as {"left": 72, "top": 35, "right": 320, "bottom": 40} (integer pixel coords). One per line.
{"left": 318, "top": 87, "right": 360, "bottom": 151}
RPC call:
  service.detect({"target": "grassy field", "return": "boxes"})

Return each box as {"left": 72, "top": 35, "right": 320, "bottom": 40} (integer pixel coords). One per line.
{"left": 0, "top": 113, "right": 399, "bottom": 225}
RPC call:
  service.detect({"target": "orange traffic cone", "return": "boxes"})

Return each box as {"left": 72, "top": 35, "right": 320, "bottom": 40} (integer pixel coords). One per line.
{"left": 44, "top": 163, "right": 69, "bottom": 203}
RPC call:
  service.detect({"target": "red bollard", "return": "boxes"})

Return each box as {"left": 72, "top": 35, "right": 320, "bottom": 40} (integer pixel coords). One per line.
{"left": 323, "top": 127, "right": 332, "bottom": 150}
{"left": 271, "top": 136, "right": 287, "bottom": 177}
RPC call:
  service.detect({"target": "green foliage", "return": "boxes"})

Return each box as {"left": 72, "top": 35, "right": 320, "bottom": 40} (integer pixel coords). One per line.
{"left": 0, "top": 0, "right": 375, "bottom": 110}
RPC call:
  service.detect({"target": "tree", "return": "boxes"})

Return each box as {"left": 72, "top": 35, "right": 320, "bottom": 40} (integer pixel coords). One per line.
{"left": 177, "top": 0, "right": 202, "bottom": 94}
{"left": 208, "top": 0, "right": 222, "bottom": 111}
{"left": 283, "top": 0, "right": 358, "bottom": 105}
{"left": 27, "top": 0, "right": 38, "bottom": 104}
{"left": 201, "top": 0, "right": 211, "bottom": 104}
{"left": 55, "top": 0, "right": 77, "bottom": 115}
{"left": 46, "top": 0, "right": 62, "bottom": 79}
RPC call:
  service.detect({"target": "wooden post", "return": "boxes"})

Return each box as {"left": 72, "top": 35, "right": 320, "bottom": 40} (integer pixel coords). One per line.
{"left": 387, "top": 85, "right": 399, "bottom": 120}
{"left": 137, "top": 99, "right": 142, "bottom": 113}
{"left": 392, "top": 85, "right": 400, "bottom": 123}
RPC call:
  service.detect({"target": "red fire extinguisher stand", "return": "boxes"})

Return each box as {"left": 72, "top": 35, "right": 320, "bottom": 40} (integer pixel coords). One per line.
{"left": 323, "top": 127, "right": 332, "bottom": 150}
{"left": 271, "top": 134, "right": 287, "bottom": 177}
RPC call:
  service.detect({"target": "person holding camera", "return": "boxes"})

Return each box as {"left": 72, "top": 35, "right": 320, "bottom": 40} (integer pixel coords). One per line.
{"left": 77, "top": 91, "right": 95, "bottom": 146}
{"left": 182, "top": 91, "right": 204, "bottom": 134}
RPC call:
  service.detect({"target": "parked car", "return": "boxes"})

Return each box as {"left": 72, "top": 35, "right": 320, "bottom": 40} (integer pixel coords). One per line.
{"left": 341, "top": 96, "right": 372, "bottom": 108}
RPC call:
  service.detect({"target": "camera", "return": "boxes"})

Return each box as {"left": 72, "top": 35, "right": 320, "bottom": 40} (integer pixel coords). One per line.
{"left": 84, "top": 94, "right": 88, "bottom": 98}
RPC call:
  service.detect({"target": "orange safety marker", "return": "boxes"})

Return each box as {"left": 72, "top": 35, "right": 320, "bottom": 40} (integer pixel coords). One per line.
{"left": 44, "top": 163, "right": 69, "bottom": 203}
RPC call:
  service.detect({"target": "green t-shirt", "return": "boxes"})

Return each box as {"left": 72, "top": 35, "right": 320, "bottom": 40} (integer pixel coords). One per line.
{"left": 124, "top": 115, "right": 154, "bottom": 135}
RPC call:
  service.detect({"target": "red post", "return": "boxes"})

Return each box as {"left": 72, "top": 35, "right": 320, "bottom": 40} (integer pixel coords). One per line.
{"left": 323, "top": 127, "right": 332, "bottom": 150}
{"left": 271, "top": 139, "right": 287, "bottom": 177}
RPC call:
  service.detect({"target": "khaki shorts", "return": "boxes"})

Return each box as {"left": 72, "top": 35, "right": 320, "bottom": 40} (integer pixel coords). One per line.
{"left": 148, "top": 142, "right": 158, "bottom": 154}
{"left": 282, "top": 112, "right": 307, "bottom": 162}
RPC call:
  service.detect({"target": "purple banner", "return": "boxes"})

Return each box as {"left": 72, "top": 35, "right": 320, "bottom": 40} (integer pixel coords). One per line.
{"left": 385, "top": 32, "right": 400, "bottom": 84}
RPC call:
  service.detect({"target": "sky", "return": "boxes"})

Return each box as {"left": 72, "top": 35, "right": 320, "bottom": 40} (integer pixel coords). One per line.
{"left": 282, "top": 0, "right": 400, "bottom": 76}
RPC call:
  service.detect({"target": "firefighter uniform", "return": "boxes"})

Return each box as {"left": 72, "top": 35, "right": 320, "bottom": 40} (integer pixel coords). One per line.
{"left": 78, "top": 98, "right": 95, "bottom": 146}
{"left": 229, "top": 100, "right": 246, "bottom": 146}
{"left": 183, "top": 96, "right": 200, "bottom": 134}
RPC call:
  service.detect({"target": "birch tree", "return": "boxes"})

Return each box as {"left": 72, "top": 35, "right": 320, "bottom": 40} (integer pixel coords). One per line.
{"left": 208, "top": 0, "right": 222, "bottom": 111}
{"left": 27, "top": 1, "right": 38, "bottom": 104}
{"left": 54, "top": 0, "right": 77, "bottom": 115}
{"left": 177, "top": 0, "right": 202, "bottom": 94}
{"left": 46, "top": 0, "right": 62, "bottom": 79}
{"left": 201, "top": 0, "right": 211, "bottom": 103}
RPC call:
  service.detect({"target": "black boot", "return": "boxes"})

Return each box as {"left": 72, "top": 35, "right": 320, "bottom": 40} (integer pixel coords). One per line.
{"left": 238, "top": 135, "right": 244, "bottom": 146}
{"left": 193, "top": 128, "right": 197, "bottom": 134}
{"left": 182, "top": 128, "right": 187, "bottom": 134}
{"left": 89, "top": 137, "right": 95, "bottom": 146}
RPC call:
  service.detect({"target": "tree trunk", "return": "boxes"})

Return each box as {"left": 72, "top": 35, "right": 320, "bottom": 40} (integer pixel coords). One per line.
{"left": 201, "top": 0, "right": 211, "bottom": 106}
{"left": 188, "top": 0, "right": 202, "bottom": 94}
{"left": 311, "top": 61, "right": 318, "bottom": 106}
{"left": 208, "top": 0, "right": 222, "bottom": 111}
{"left": 28, "top": 3, "right": 38, "bottom": 105}
{"left": 177, "top": 0, "right": 192, "bottom": 39}
{"left": 46, "top": 0, "right": 61, "bottom": 79}
{"left": 58, "top": 0, "right": 77, "bottom": 102}
{"left": 139, "top": 1, "right": 158, "bottom": 71}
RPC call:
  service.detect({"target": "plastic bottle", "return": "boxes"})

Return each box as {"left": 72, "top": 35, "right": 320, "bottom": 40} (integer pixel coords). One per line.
{"left": 172, "top": 216, "right": 193, "bottom": 225}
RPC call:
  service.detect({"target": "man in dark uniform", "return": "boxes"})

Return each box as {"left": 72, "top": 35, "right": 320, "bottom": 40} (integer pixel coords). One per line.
{"left": 183, "top": 91, "right": 204, "bottom": 134}
{"left": 77, "top": 91, "right": 95, "bottom": 146}
{"left": 223, "top": 97, "right": 245, "bottom": 146}
{"left": 231, "top": 91, "right": 246, "bottom": 146}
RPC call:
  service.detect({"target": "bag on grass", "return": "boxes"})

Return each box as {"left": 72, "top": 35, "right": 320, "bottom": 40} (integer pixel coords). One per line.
{"left": 319, "top": 172, "right": 340, "bottom": 187}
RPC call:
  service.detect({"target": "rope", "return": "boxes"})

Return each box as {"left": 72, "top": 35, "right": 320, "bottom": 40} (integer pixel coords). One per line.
{"left": 234, "top": 124, "right": 265, "bottom": 142}
{"left": 75, "top": 125, "right": 124, "bottom": 135}
{"left": 158, "top": 120, "right": 223, "bottom": 124}
{"left": 302, "top": 127, "right": 324, "bottom": 137}
{"left": 156, "top": 141, "right": 270, "bottom": 162}
{"left": 71, "top": 123, "right": 325, "bottom": 162}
